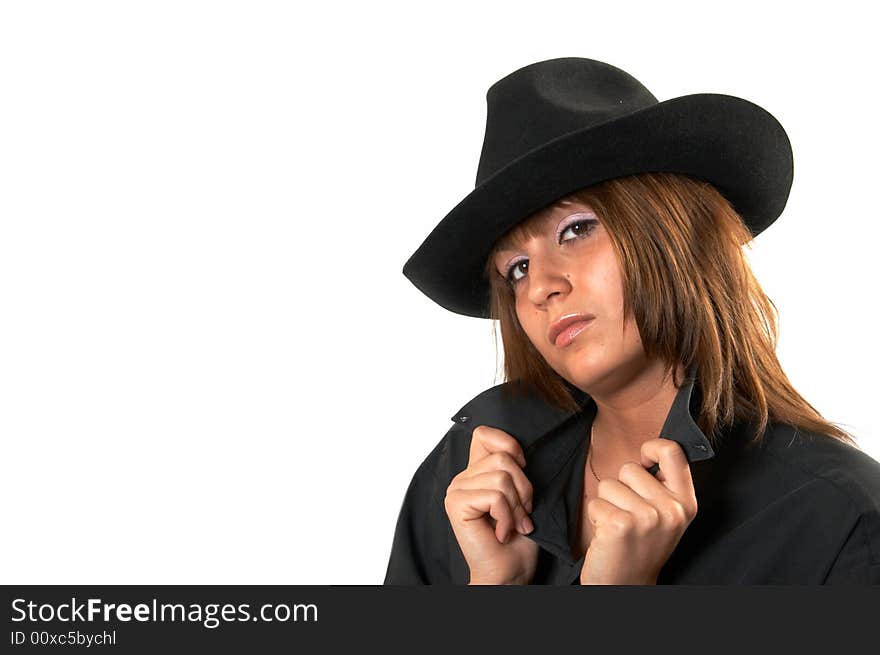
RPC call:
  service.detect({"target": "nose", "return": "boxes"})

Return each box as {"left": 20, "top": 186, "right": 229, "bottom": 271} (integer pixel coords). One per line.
{"left": 525, "top": 254, "right": 572, "bottom": 307}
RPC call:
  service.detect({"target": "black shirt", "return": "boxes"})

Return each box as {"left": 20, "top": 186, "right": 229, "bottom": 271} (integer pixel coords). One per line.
{"left": 383, "top": 372, "right": 880, "bottom": 584}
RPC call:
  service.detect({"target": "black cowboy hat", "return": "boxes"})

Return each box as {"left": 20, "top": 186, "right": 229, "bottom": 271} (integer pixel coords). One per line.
{"left": 401, "top": 57, "right": 794, "bottom": 319}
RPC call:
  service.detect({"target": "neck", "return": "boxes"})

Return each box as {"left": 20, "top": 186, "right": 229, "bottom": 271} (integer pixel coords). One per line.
{"left": 588, "top": 360, "right": 685, "bottom": 466}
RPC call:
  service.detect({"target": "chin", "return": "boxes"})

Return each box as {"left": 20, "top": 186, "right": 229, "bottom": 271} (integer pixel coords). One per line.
{"left": 557, "top": 352, "right": 613, "bottom": 390}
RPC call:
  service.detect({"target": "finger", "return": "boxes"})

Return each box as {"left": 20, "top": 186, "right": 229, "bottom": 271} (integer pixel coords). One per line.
{"left": 594, "top": 476, "right": 659, "bottom": 529}
{"left": 615, "top": 460, "right": 673, "bottom": 507}
{"left": 468, "top": 425, "right": 527, "bottom": 469}
{"left": 585, "top": 496, "right": 621, "bottom": 530}
{"left": 454, "top": 470, "right": 533, "bottom": 536}
{"left": 449, "top": 487, "right": 519, "bottom": 544}
{"left": 462, "top": 451, "right": 534, "bottom": 512}
{"left": 640, "top": 437, "right": 694, "bottom": 497}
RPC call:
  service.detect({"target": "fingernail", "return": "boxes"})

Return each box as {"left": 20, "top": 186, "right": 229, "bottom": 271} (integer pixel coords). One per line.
{"left": 520, "top": 516, "right": 533, "bottom": 534}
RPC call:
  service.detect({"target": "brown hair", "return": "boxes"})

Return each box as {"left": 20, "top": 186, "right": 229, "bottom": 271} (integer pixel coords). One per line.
{"left": 482, "top": 172, "right": 858, "bottom": 451}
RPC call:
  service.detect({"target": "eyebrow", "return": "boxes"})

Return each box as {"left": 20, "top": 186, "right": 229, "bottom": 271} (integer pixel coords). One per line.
{"left": 495, "top": 215, "right": 550, "bottom": 255}
{"left": 493, "top": 240, "right": 521, "bottom": 270}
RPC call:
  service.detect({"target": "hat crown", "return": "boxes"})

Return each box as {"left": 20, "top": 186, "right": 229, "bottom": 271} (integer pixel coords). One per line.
{"left": 476, "top": 57, "right": 658, "bottom": 185}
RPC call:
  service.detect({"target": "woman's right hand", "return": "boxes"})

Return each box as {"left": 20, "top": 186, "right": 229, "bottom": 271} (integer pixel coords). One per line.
{"left": 444, "top": 425, "right": 540, "bottom": 585}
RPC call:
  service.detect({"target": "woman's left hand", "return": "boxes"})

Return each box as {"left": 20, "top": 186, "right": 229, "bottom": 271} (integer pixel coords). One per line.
{"left": 579, "top": 437, "right": 699, "bottom": 585}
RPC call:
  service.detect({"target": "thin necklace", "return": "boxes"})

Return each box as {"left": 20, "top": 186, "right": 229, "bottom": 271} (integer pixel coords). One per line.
{"left": 588, "top": 423, "right": 601, "bottom": 481}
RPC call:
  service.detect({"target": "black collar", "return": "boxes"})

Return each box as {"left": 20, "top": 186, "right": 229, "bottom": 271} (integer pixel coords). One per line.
{"left": 449, "top": 365, "right": 716, "bottom": 567}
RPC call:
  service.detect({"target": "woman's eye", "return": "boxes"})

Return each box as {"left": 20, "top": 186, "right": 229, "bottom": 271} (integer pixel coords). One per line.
{"left": 559, "top": 218, "right": 597, "bottom": 243}
{"left": 506, "top": 260, "right": 527, "bottom": 285}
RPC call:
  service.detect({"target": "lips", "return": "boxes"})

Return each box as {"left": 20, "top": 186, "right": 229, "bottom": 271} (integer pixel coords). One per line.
{"left": 548, "top": 313, "right": 596, "bottom": 347}
{"left": 555, "top": 319, "right": 594, "bottom": 347}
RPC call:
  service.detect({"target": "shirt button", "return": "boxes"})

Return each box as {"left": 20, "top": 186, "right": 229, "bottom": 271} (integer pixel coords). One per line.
{"left": 457, "top": 415, "right": 470, "bottom": 423}
{"left": 695, "top": 443, "right": 708, "bottom": 451}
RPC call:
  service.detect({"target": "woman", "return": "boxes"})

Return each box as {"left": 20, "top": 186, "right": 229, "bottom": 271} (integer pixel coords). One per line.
{"left": 383, "top": 57, "right": 880, "bottom": 584}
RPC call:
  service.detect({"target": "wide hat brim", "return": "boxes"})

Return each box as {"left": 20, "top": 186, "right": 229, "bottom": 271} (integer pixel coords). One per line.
{"left": 402, "top": 92, "right": 793, "bottom": 319}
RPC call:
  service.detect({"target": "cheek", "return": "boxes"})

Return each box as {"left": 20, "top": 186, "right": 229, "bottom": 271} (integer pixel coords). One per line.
{"left": 515, "top": 305, "right": 537, "bottom": 337}
{"left": 515, "top": 305, "right": 548, "bottom": 349}
{"left": 621, "top": 311, "right": 643, "bottom": 346}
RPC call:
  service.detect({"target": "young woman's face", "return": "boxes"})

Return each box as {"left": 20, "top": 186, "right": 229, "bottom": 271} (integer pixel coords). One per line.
{"left": 492, "top": 201, "right": 648, "bottom": 390}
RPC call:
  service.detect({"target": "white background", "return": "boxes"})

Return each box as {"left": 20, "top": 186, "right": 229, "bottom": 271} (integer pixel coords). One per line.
{"left": 1, "top": 1, "right": 877, "bottom": 584}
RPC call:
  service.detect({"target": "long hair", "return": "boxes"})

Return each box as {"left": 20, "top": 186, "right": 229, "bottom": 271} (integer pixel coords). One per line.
{"left": 482, "top": 172, "right": 858, "bottom": 451}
